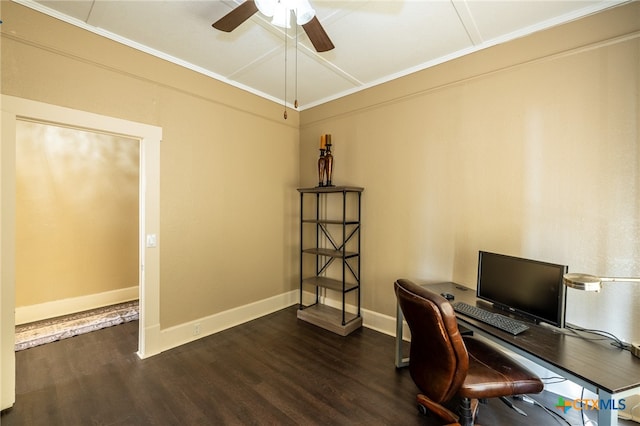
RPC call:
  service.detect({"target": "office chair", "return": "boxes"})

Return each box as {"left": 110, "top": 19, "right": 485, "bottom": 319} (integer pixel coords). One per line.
{"left": 394, "top": 279, "right": 543, "bottom": 426}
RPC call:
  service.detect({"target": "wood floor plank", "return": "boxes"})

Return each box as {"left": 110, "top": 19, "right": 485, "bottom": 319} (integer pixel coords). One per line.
{"left": 1, "top": 306, "right": 622, "bottom": 425}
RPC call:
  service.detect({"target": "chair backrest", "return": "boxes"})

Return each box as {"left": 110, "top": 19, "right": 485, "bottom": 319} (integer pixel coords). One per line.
{"left": 395, "top": 279, "right": 469, "bottom": 403}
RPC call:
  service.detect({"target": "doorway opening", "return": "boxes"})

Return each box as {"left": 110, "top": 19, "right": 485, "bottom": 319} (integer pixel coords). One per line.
{"left": 15, "top": 119, "right": 140, "bottom": 349}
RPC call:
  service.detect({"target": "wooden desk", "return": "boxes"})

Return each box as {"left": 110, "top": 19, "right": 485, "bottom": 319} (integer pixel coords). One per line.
{"left": 395, "top": 282, "right": 640, "bottom": 426}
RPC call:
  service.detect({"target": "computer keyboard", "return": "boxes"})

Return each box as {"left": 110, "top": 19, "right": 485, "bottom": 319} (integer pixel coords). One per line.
{"left": 452, "top": 302, "right": 530, "bottom": 336}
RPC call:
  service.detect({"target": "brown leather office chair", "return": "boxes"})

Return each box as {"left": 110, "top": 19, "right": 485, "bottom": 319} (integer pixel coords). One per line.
{"left": 394, "top": 279, "right": 543, "bottom": 426}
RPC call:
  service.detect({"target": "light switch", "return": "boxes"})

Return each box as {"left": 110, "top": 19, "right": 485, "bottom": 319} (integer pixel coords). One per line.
{"left": 146, "top": 234, "right": 157, "bottom": 248}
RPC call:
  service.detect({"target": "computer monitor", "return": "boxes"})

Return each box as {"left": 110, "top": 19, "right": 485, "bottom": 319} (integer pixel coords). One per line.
{"left": 477, "top": 251, "right": 568, "bottom": 328}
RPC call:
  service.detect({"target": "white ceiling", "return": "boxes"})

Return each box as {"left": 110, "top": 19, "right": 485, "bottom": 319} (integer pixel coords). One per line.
{"left": 19, "top": 0, "right": 626, "bottom": 110}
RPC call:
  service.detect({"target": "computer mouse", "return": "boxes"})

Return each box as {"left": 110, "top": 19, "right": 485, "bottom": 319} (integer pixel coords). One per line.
{"left": 441, "top": 292, "right": 455, "bottom": 301}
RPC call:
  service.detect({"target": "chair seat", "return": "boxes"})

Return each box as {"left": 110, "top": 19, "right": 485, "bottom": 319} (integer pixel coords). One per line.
{"left": 459, "top": 337, "right": 544, "bottom": 399}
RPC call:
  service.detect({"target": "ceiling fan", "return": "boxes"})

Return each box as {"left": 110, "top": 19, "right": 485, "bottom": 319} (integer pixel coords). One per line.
{"left": 212, "top": 0, "right": 335, "bottom": 52}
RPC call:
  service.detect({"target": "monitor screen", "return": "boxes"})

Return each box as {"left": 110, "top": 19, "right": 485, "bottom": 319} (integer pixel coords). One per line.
{"left": 477, "top": 251, "right": 568, "bottom": 328}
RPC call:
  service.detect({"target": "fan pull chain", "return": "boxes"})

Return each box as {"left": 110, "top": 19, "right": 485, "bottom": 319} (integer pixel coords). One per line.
{"left": 283, "top": 21, "right": 288, "bottom": 120}
{"left": 294, "top": 20, "right": 299, "bottom": 109}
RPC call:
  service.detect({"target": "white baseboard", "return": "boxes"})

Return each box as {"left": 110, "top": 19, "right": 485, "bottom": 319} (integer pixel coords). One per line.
{"left": 15, "top": 286, "right": 139, "bottom": 325}
{"left": 156, "top": 290, "right": 402, "bottom": 355}
{"left": 317, "top": 292, "right": 410, "bottom": 339}
{"left": 159, "top": 289, "right": 299, "bottom": 353}
{"left": 156, "top": 290, "right": 399, "bottom": 356}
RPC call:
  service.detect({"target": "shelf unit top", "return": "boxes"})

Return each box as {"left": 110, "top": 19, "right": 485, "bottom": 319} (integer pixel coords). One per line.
{"left": 297, "top": 186, "right": 364, "bottom": 193}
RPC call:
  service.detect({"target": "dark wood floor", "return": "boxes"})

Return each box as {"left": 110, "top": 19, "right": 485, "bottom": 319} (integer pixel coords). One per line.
{"left": 1, "top": 306, "right": 609, "bottom": 425}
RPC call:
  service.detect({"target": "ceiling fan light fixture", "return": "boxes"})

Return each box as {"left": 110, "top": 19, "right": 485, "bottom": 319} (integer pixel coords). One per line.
{"left": 255, "top": 0, "right": 275, "bottom": 17}
{"left": 295, "top": 0, "right": 316, "bottom": 25}
{"left": 270, "top": 0, "right": 291, "bottom": 28}
{"left": 255, "top": 0, "right": 315, "bottom": 28}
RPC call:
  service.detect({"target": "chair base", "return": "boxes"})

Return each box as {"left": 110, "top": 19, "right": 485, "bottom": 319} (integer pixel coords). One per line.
{"left": 416, "top": 394, "right": 480, "bottom": 426}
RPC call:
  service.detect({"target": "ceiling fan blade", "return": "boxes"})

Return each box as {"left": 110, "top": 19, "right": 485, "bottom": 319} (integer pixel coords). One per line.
{"left": 302, "top": 16, "right": 335, "bottom": 52}
{"left": 212, "top": 1, "right": 259, "bottom": 32}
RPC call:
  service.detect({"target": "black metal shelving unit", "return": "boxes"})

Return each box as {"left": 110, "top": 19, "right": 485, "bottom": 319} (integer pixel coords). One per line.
{"left": 297, "top": 186, "right": 363, "bottom": 336}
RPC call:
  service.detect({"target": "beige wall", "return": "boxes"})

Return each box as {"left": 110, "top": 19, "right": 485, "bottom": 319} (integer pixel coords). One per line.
{"left": 1, "top": 1, "right": 300, "bottom": 329}
{"left": 300, "top": 2, "right": 640, "bottom": 342}
{"left": 1, "top": 0, "right": 638, "bottom": 344}
{"left": 15, "top": 120, "right": 139, "bottom": 307}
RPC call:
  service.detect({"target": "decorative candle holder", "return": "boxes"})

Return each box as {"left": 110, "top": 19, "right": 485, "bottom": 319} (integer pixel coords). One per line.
{"left": 324, "top": 143, "right": 334, "bottom": 187}
{"left": 317, "top": 148, "right": 326, "bottom": 187}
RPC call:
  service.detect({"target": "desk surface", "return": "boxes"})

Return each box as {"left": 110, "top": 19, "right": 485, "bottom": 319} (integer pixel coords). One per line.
{"left": 428, "top": 282, "right": 640, "bottom": 395}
